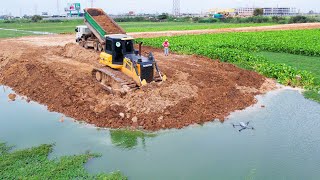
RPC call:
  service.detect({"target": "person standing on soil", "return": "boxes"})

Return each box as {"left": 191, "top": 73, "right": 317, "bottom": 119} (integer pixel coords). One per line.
{"left": 162, "top": 39, "right": 170, "bottom": 56}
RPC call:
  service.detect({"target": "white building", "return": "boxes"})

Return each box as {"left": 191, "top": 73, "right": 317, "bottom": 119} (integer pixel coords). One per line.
{"left": 235, "top": 7, "right": 255, "bottom": 17}
{"left": 263, "top": 8, "right": 297, "bottom": 16}
{"left": 235, "top": 7, "right": 297, "bottom": 17}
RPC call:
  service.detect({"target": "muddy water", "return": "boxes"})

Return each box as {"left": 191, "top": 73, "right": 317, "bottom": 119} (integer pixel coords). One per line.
{"left": 1, "top": 85, "right": 320, "bottom": 179}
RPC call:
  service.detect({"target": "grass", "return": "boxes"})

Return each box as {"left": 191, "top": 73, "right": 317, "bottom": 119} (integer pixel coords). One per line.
{"left": 0, "top": 29, "right": 34, "bottom": 38}
{"left": 257, "top": 51, "right": 320, "bottom": 102}
{"left": 0, "top": 20, "right": 83, "bottom": 34}
{"left": 0, "top": 142, "right": 127, "bottom": 179}
{"left": 303, "top": 90, "right": 320, "bottom": 103}
{"left": 119, "top": 22, "right": 275, "bottom": 32}
{"left": 257, "top": 52, "right": 320, "bottom": 85}
{"left": 0, "top": 20, "right": 275, "bottom": 38}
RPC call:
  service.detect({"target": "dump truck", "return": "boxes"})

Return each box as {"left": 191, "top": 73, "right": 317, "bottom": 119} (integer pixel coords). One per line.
{"left": 76, "top": 8, "right": 166, "bottom": 94}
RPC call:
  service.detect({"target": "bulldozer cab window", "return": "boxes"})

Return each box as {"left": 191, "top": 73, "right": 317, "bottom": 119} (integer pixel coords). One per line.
{"left": 106, "top": 39, "right": 112, "bottom": 52}
{"left": 124, "top": 40, "right": 133, "bottom": 54}
{"left": 114, "top": 40, "right": 123, "bottom": 63}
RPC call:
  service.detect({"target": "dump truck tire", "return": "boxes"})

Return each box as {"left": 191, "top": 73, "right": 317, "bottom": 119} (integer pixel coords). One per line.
{"left": 84, "top": 42, "right": 89, "bottom": 49}
{"left": 93, "top": 42, "right": 98, "bottom": 51}
{"left": 98, "top": 43, "right": 103, "bottom": 52}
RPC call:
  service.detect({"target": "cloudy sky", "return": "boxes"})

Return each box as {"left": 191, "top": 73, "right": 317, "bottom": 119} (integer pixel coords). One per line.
{"left": 1, "top": 0, "right": 319, "bottom": 16}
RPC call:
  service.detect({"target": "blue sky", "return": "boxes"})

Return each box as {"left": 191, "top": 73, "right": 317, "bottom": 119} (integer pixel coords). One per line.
{"left": 1, "top": 0, "right": 319, "bottom": 16}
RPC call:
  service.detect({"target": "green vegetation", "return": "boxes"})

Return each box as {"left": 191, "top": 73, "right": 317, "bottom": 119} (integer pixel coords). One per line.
{"left": 0, "top": 20, "right": 82, "bottom": 34}
{"left": 110, "top": 130, "right": 156, "bottom": 149}
{"left": 253, "top": 9, "right": 264, "bottom": 16}
{"left": 257, "top": 52, "right": 320, "bottom": 85}
{"left": 0, "top": 19, "right": 274, "bottom": 36}
{"left": 155, "top": 29, "right": 320, "bottom": 57}
{"left": 0, "top": 142, "right": 126, "bottom": 179}
{"left": 257, "top": 51, "right": 320, "bottom": 103}
{"left": 140, "top": 29, "right": 320, "bottom": 102}
{"left": 0, "top": 29, "right": 34, "bottom": 38}
{"left": 120, "top": 22, "right": 274, "bottom": 32}
{"left": 303, "top": 90, "right": 320, "bottom": 103}
{"left": 115, "top": 14, "right": 320, "bottom": 24}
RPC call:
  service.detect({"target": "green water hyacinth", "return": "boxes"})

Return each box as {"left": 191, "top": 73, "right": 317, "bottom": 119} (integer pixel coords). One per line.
{"left": 139, "top": 29, "right": 319, "bottom": 92}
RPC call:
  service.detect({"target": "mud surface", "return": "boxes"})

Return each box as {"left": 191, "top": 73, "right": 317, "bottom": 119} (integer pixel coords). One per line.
{"left": 0, "top": 35, "right": 276, "bottom": 131}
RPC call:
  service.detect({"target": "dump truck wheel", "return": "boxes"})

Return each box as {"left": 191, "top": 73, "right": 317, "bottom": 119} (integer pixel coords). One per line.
{"left": 84, "top": 42, "right": 89, "bottom": 49}
{"left": 79, "top": 40, "right": 84, "bottom": 47}
{"left": 98, "top": 43, "right": 103, "bottom": 52}
{"left": 95, "top": 71, "right": 102, "bottom": 82}
{"left": 93, "top": 42, "right": 98, "bottom": 51}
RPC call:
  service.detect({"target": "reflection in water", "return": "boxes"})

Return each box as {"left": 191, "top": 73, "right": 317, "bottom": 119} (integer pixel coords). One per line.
{"left": 110, "top": 130, "right": 156, "bottom": 150}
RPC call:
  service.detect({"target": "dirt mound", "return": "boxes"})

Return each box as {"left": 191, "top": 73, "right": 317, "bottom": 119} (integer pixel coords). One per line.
{"left": 0, "top": 37, "right": 274, "bottom": 131}
{"left": 93, "top": 15, "right": 125, "bottom": 34}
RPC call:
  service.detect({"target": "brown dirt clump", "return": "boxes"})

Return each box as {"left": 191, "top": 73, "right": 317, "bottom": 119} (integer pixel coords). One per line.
{"left": 0, "top": 35, "right": 275, "bottom": 131}
{"left": 8, "top": 93, "right": 16, "bottom": 101}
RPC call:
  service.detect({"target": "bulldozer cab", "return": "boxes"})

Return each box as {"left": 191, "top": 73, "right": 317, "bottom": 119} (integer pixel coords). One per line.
{"left": 105, "top": 35, "right": 135, "bottom": 65}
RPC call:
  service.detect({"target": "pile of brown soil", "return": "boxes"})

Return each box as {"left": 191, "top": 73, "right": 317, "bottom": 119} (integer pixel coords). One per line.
{"left": 93, "top": 15, "right": 125, "bottom": 35}
{"left": 0, "top": 36, "right": 276, "bottom": 131}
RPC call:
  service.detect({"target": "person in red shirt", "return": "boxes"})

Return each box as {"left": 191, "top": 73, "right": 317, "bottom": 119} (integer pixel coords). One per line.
{"left": 162, "top": 39, "right": 170, "bottom": 56}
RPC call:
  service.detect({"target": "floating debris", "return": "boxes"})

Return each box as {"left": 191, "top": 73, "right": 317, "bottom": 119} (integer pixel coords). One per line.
{"left": 8, "top": 93, "right": 16, "bottom": 101}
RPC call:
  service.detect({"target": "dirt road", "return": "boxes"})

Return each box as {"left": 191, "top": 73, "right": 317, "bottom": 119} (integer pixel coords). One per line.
{"left": 0, "top": 34, "right": 276, "bottom": 131}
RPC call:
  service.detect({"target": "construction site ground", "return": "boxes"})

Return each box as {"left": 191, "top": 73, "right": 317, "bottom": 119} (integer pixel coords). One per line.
{"left": 3, "top": 22, "right": 316, "bottom": 131}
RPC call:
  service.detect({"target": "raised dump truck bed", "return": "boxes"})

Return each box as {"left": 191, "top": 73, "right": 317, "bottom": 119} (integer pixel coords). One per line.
{"left": 84, "top": 8, "right": 126, "bottom": 44}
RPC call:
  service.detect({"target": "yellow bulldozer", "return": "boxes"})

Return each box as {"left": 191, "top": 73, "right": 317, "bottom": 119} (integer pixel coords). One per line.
{"left": 75, "top": 8, "right": 166, "bottom": 94}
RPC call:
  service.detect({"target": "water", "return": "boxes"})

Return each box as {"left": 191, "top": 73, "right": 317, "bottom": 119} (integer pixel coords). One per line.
{"left": 1, "top": 85, "right": 320, "bottom": 179}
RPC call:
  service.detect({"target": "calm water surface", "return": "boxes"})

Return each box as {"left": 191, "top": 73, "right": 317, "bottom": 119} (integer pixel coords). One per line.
{"left": 1, "top": 85, "right": 320, "bottom": 180}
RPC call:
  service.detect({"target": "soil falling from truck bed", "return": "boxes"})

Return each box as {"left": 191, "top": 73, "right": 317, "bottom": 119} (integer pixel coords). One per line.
{"left": 0, "top": 36, "right": 275, "bottom": 131}
{"left": 93, "top": 15, "right": 125, "bottom": 35}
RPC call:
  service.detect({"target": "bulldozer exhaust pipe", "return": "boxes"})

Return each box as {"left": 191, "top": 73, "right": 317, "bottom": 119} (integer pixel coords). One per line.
{"left": 139, "top": 42, "right": 143, "bottom": 56}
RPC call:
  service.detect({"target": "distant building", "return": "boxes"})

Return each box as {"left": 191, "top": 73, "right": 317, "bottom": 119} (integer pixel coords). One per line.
{"left": 263, "top": 7, "right": 297, "bottom": 16}
{"left": 128, "top": 11, "right": 135, "bottom": 16}
{"left": 235, "top": 7, "right": 255, "bottom": 17}
{"left": 235, "top": 7, "right": 297, "bottom": 17}
{"left": 0, "top": 15, "right": 14, "bottom": 20}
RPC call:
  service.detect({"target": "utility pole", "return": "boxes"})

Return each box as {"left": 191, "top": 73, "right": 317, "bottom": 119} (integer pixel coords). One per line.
{"left": 56, "top": 0, "right": 60, "bottom": 15}
{"left": 34, "top": 4, "right": 38, "bottom": 15}
{"left": 91, "top": 0, "right": 94, "bottom": 8}
{"left": 172, "top": 0, "right": 180, "bottom": 17}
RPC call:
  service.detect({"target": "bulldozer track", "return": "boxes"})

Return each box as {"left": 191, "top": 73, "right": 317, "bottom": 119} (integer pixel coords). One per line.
{"left": 92, "top": 67, "right": 138, "bottom": 95}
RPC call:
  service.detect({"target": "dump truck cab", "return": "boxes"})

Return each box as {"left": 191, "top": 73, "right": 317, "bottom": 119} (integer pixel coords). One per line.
{"left": 75, "top": 25, "right": 91, "bottom": 42}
